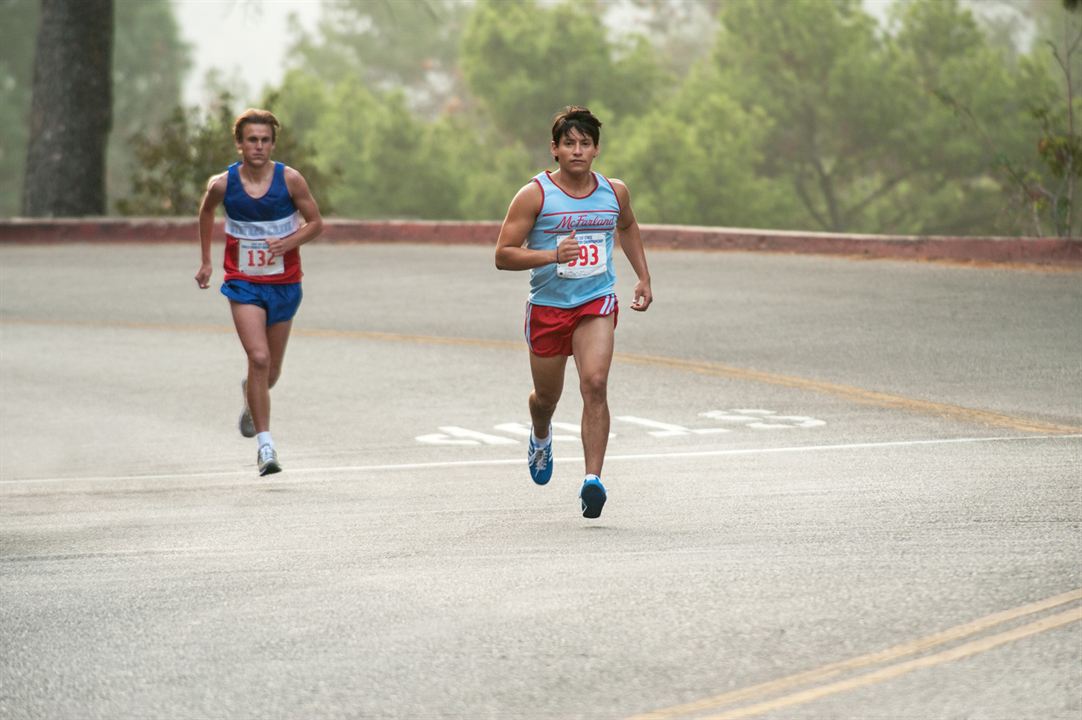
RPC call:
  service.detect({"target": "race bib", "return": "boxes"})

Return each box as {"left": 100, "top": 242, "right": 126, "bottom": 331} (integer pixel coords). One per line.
{"left": 239, "top": 238, "right": 284, "bottom": 277}
{"left": 556, "top": 233, "right": 608, "bottom": 279}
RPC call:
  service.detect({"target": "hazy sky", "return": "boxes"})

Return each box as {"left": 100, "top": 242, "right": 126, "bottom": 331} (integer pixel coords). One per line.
{"left": 172, "top": 0, "right": 322, "bottom": 106}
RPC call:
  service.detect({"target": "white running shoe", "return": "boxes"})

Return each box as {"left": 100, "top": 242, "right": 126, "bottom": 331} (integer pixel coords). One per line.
{"left": 257, "top": 444, "right": 281, "bottom": 476}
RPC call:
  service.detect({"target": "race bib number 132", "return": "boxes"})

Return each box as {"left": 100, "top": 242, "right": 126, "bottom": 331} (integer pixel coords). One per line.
{"left": 239, "top": 238, "right": 284, "bottom": 277}
{"left": 556, "top": 233, "right": 608, "bottom": 279}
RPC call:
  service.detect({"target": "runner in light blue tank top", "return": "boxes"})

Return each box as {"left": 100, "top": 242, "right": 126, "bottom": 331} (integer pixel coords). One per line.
{"left": 495, "top": 106, "right": 654, "bottom": 520}
{"left": 526, "top": 170, "right": 620, "bottom": 309}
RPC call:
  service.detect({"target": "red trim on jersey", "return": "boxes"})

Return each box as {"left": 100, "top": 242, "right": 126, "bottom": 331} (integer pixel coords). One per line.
{"left": 541, "top": 209, "right": 619, "bottom": 218}
{"left": 545, "top": 170, "right": 599, "bottom": 199}
{"left": 598, "top": 174, "right": 624, "bottom": 214}
{"left": 530, "top": 177, "right": 545, "bottom": 220}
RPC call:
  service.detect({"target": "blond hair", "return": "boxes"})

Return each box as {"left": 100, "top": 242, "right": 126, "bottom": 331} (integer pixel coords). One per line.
{"left": 233, "top": 108, "right": 280, "bottom": 143}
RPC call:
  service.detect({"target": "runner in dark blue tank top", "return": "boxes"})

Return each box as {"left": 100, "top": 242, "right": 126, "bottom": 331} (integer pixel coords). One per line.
{"left": 195, "top": 109, "right": 324, "bottom": 477}
{"left": 495, "top": 106, "right": 654, "bottom": 519}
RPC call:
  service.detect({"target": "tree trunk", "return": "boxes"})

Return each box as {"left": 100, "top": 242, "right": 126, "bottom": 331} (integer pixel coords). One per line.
{"left": 22, "top": 0, "right": 113, "bottom": 217}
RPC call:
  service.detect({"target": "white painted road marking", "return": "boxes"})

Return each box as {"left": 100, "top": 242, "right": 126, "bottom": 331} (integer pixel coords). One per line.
{"left": 414, "top": 426, "right": 519, "bottom": 446}
{"left": 616, "top": 416, "right": 731, "bottom": 437}
{"left": 701, "top": 409, "right": 828, "bottom": 429}
{"left": 3, "top": 434, "right": 1079, "bottom": 487}
{"left": 416, "top": 409, "right": 826, "bottom": 445}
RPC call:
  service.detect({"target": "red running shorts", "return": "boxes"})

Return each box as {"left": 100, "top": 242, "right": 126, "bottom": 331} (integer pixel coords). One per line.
{"left": 525, "top": 294, "right": 619, "bottom": 357}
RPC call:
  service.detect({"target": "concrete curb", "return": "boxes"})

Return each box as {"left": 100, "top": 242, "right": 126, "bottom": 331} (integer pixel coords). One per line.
{"left": 1, "top": 218, "right": 1079, "bottom": 266}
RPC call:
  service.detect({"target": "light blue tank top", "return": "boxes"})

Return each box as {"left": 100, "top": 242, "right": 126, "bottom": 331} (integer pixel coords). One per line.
{"left": 526, "top": 171, "right": 620, "bottom": 308}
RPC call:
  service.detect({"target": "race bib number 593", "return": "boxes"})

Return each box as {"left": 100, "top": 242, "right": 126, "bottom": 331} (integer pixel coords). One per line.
{"left": 556, "top": 232, "right": 608, "bottom": 279}
{"left": 239, "top": 238, "right": 284, "bottom": 277}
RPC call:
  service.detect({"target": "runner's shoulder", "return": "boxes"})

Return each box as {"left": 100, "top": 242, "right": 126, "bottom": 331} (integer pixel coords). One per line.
{"left": 205, "top": 170, "right": 229, "bottom": 194}
{"left": 282, "top": 165, "right": 310, "bottom": 192}
{"left": 512, "top": 180, "right": 544, "bottom": 214}
{"left": 605, "top": 176, "right": 630, "bottom": 195}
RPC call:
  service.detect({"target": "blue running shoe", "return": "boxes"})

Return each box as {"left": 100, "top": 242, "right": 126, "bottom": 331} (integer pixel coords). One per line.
{"left": 527, "top": 429, "right": 553, "bottom": 485}
{"left": 579, "top": 475, "right": 607, "bottom": 518}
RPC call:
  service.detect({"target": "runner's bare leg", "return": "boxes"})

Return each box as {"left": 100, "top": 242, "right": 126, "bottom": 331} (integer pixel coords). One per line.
{"left": 230, "top": 303, "right": 280, "bottom": 434}
{"left": 528, "top": 353, "right": 568, "bottom": 440}
{"left": 571, "top": 315, "right": 615, "bottom": 477}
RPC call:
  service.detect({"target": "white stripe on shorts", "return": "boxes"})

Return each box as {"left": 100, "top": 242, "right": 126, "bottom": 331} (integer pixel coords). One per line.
{"left": 524, "top": 301, "right": 534, "bottom": 352}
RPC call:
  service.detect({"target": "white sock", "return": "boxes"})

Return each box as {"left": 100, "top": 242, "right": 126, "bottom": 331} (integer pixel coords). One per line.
{"left": 585, "top": 474, "right": 601, "bottom": 484}
{"left": 531, "top": 426, "right": 551, "bottom": 447}
{"left": 256, "top": 432, "right": 274, "bottom": 448}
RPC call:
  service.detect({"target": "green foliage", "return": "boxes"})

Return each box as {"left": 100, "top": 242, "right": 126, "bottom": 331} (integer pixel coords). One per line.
{"left": 1029, "top": 102, "right": 1082, "bottom": 236}
{"left": 885, "top": 0, "right": 1027, "bottom": 233}
{"left": 695, "top": 0, "right": 1069, "bottom": 235}
{"left": 929, "top": 2, "right": 1081, "bottom": 236}
{"left": 0, "top": 0, "right": 38, "bottom": 216}
{"left": 602, "top": 64, "right": 797, "bottom": 228}
{"left": 1030, "top": 5, "right": 1082, "bottom": 236}
{"left": 308, "top": 78, "right": 534, "bottom": 221}
{"left": 107, "top": 0, "right": 190, "bottom": 207}
{"left": 93, "top": 0, "right": 1082, "bottom": 235}
{"left": 306, "top": 77, "right": 457, "bottom": 218}
{"left": 1035, "top": 108, "right": 1082, "bottom": 179}
{"left": 616, "top": 0, "right": 720, "bottom": 77}
{"left": 433, "top": 115, "right": 535, "bottom": 220}
{"left": 116, "top": 65, "right": 524, "bottom": 220}
{"left": 714, "top": 0, "right": 900, "bottom": 232}
{"left": 278, "top": 0, "right": 673, "bottom": 220}
{"left": 290, "top": 0, "right": 471, "bottom": 117}
{"left": 264, "top": 69, "right": 330, "bottom": 142}
{"left": 115, "top": 98, "right": 236, "bottom": 216}
{"left": 460, "top": 0, "right": 668, "bottom": 158}
{"left": 117, "top": 91, "right": 333, "bottom": 216}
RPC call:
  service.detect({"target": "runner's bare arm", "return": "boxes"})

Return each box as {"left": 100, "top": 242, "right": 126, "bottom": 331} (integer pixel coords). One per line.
{"left": 270, "top": 168, "right": 324, "bottom": 256}
{"left": 195, "top": 172, "right": 227, "bottom": 289}
{"left": 611, "top": 179, "right": 653, "bottom": 311}
{"left": 495, "top": 182, "right": 579, "bottom": 270}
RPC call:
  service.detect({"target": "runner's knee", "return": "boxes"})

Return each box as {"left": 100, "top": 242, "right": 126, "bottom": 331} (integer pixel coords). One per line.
{"left": 579, "top": 373, "right": 608, "bottom": 403}
{"left": 530, "top": 389, "right": 560, "bottom": 414}
{"left": 247, "top": 348, "right": 271, "bottom": 373}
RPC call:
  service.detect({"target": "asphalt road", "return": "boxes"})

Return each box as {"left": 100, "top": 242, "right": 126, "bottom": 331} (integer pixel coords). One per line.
{"left": 1, "top": 243, "right": 1080, "bottom": 720}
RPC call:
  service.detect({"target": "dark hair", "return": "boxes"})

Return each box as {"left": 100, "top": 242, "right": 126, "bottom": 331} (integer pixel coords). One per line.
{"left": 551, "top": 105, "right": 602, "bottom": 148}
{"left": 233, "top": 108, "right": 280, "bottom": 143}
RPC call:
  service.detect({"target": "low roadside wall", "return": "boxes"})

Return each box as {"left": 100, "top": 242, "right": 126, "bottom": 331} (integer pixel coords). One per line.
{"left": 1, "top": 218, "right": 1079, "bottom": 266}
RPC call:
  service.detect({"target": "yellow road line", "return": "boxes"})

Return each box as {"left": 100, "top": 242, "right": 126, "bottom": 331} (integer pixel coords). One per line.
{"left": 613, "top": 352, "right": 1082, "bottom": 435}
{"left": 299, "top": 326, "right": 520, "bottom": 350}
{"left": 628, "top": 587, "right": 1082, "bottom": 720}
{"left": 698, "top": 606, "right": 1082, "bottom": 720}
{"left": 4, "top": 317, "right": 1079, "bottom": 434}
{"left": 300, "top": 330, "right": 1082, "bottom": 434}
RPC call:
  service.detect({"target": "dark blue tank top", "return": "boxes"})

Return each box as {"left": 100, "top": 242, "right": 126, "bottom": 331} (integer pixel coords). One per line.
{"left": 223, "top": 161, "right": 296, "bottom": 224}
